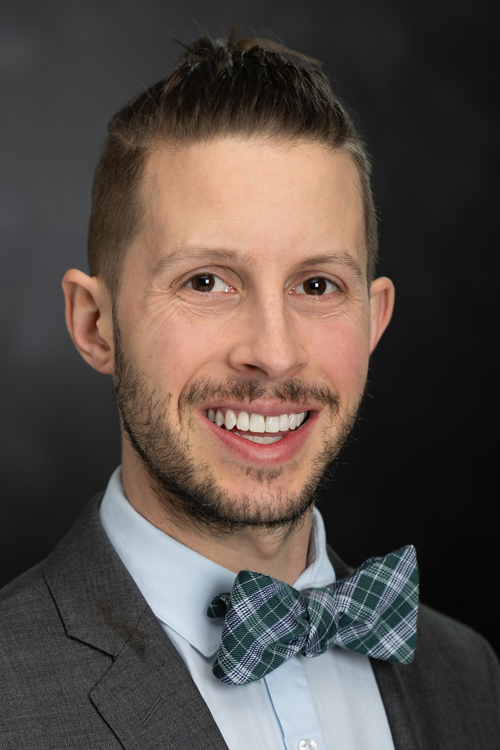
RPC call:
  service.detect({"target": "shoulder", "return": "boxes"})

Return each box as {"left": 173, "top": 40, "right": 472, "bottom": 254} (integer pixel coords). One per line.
{"left": 0, "top": 503, "right": 112, "bottom": 671}
{"left": 417, "top": 600, "right": 492, "bottom": 648}
{"left": 415, "top": 601, "right": 500, "bottom": 686}
{"left": 0, "top": 499, "right": 126, "bottom": 748}
{"left": 0, "top": 494, "right": 103, "bottom": 630}
{"left": 0, "top": 562, "right": 58, "bottom": 641}
{"left": 0, "top": 494, "right": 116, "bottom": 678}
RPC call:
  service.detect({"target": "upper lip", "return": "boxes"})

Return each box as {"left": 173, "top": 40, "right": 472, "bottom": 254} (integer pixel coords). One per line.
{"left": 197, "top": 400, "right": 316, "bottom": 416}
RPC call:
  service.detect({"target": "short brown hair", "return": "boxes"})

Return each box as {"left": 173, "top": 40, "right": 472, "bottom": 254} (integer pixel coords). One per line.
{"left": 88, "top": 28, "right": 378, "bottom": 294}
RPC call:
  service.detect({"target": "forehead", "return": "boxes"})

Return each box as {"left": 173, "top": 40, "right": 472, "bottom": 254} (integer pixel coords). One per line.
{"left": 134, "top": 138, "right": 366, "bottom": 272}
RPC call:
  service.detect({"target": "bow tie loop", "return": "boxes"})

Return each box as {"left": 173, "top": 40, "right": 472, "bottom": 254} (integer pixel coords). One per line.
{"left": 208, "top": 545, "right": 419, "bottom": 685}
{"left": 208, "top": 571, "right": 314, "bottom": 681}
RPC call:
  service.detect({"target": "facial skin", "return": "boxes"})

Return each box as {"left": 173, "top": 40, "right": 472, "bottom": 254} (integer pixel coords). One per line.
{"left": 63, "top": 138, "right": 394, "bottom": 583}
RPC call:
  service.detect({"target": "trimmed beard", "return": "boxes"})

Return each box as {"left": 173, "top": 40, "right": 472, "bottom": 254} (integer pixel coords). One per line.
{"left": 113, "top": 315, "right": 364, "bottom": 537}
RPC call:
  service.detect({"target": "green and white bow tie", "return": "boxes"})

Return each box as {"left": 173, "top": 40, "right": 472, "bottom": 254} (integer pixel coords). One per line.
{"left": 207, "top": 545, "right": 418, "bottom": 685}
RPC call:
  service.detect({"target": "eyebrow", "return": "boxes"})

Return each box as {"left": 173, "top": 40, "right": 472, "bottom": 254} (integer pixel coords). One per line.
{"left": 152, "top": 248, "right": 251, "bottom": 276}
{"left": 152, "top": 248, "right": 364, "bottom": 281}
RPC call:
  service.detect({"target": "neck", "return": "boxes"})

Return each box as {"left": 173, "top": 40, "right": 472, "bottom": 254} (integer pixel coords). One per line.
{"left": 121, "top": 453, "right": 313, "bottom": 585}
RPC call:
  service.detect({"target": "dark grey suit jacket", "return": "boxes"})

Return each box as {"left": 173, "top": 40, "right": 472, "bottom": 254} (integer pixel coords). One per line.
{"left": 1, "top": 496, "right": 499, "bottom": 749}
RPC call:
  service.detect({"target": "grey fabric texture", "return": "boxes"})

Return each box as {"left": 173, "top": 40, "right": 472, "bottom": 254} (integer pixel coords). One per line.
{"left": 0, "top": 495, "right": 499, "bottom": 749}
{"left": 326, "top": 547, "right": 500, "bottom": 749}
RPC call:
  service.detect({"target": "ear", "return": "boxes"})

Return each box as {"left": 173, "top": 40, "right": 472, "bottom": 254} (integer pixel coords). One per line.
{"left": 62, "top": 269, "right": 114, "bottom": 374}
{"left": 369, "top": 276, "right": 395, "bottom": 354}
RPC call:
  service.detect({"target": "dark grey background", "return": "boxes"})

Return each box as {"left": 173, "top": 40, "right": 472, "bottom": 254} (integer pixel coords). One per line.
{"left": 1, "top": 1, "right": 498, "bottom": 653}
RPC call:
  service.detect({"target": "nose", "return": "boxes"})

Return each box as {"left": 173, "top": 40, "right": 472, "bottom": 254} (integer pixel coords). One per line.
{"left": 227, "top": 294, "right": 309, "bottom": 381}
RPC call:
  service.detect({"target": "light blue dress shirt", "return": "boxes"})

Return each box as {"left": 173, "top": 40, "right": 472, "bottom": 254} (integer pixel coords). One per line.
{"left": 100, "top": 467, "right": 396, "bottom": 750}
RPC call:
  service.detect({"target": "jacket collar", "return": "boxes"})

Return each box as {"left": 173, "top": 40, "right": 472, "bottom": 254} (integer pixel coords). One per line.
{"left": 43, "top": 496, "right": 229, "bottom": 750}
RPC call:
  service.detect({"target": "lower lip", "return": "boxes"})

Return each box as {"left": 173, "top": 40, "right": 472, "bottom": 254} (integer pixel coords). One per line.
{"left": 201, "top": 412, "right": 318, "bottom": 465}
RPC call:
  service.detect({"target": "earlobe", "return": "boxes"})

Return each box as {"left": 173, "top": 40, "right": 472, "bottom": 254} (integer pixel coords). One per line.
{"left": 62, "top": 269, "right": 114, "bottom": 374}
{"left": 369, "top": 276, "right": 395, "bottom": 354}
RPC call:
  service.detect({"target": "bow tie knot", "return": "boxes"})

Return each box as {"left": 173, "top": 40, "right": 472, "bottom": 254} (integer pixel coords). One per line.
{"left": 208, "top": 545, "right": 419, "bottom": 685}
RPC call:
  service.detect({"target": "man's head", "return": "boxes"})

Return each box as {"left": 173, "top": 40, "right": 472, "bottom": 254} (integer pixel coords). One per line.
{"left": 87, "top": 29, "right": 379, "bottom": 298}
{"left": 63, "top": 30, "right": 394, "bottom": 543}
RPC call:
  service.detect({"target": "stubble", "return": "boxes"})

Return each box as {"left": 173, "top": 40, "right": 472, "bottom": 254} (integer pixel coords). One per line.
{"left": 113, "top": 316, "right": 363, "bottom": 538}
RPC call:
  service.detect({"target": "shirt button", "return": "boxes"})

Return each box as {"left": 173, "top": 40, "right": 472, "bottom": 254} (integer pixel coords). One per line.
{"left": 298, "top": 741, "right": 317, "bottom": 750}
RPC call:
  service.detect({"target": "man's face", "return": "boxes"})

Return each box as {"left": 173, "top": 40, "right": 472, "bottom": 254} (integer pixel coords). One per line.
{"left": 113, "top": 138, "right": 378, "bottom": 531}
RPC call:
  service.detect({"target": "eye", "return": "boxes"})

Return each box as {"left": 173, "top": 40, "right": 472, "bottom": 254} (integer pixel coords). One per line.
{"left": 291, "top": 277, "right": 339, "bottom": 295}
{"left": 185, "top": 274, "right": 232, "bottom": 293}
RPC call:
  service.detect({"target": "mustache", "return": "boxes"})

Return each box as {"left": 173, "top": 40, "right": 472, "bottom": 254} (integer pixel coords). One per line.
{"left": 179, "top": 376, "right": 340, "bottom": 412}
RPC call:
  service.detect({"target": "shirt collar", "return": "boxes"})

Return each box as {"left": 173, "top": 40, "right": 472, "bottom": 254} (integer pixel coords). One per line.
{"left": 100, "top": 467, "right": 335, "bottom": 658}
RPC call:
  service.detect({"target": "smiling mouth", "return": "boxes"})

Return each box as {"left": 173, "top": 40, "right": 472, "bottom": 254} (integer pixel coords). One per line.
{"left": 203, "top": 408, "right": 311, "bottom": 444}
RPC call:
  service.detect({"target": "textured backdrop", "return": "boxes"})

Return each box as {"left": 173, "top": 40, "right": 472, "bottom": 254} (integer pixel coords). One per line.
{"left": 1, "top": 0, "right": 498, "bottom": 654}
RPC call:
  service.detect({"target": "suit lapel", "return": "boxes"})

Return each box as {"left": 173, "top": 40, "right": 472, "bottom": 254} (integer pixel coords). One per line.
{"left": 370, "top": 660, "right": 423, "bottom": 750}
{"left": 43, "top": 497, "right": 228, "bottom": 750}
{"left": 89, "top": 605, "right": 228, "bottom": 749}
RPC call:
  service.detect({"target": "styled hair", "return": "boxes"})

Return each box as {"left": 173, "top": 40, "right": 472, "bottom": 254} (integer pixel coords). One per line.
{"left": 88, "top": 28, "right": 378, "bottom": 294}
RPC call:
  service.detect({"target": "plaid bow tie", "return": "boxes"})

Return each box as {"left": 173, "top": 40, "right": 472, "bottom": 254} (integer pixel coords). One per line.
{"left": 207, "top": 545, "right": 418, "bottom": 685}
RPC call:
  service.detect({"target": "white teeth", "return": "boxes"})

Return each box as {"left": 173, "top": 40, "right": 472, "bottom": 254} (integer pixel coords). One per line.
{"left": 249, "top": 412, "right": 266, "bottom": 432}
{"left": 240, "top": 434, "right": 282, "bottom": 444}
{"left": 265, "top": 416, "right": 281, "bottom": 433}
{"left": 236, "top": 411, "right": 250, "bottom": 431}
{"left": 205, "top": 408, "right": 309, "bottom": 433}
{"left": 279, "top": 414, "right": 290, "bottom": 431}
{"left": 240, "top": 433, "right": 259, "bottom": 443}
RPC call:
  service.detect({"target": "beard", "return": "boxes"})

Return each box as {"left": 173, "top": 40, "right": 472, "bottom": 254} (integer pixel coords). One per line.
{"left": 113, "top": 317, "right": 364, "bottom": 537}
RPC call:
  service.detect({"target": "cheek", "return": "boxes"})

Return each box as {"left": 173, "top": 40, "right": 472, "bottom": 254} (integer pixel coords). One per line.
{"left": 143, "top": 315, "right": 227, "bottom": 390}
{"left": 307, "top": 318, "right": 370, "bottom": 396}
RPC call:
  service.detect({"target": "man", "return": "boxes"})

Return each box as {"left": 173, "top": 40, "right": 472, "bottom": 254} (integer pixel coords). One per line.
{"left": 0, "top": 29, "right": 498, "bottom": 749}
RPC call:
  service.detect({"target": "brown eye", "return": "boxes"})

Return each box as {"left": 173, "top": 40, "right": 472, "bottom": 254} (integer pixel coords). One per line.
{"left": 186, "top": 274, "right": 231, "bottom": 293}
{"left": 191, "top": 274, "right": 215, "bottom": 291}
{"left": 292, "top": 277, "right": 338, "bottom": 295}
{"left": 304, "top": 278, "right": 327, "bottom": 295}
